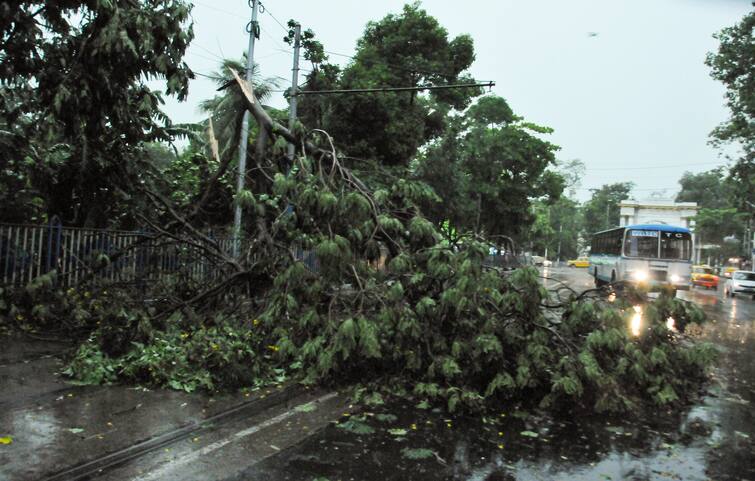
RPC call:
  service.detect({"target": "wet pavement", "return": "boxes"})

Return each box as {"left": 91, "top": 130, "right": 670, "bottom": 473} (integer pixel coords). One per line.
{"left": 237, "top": 268, "right": 754, "bottom": 481}
{"left": 0, "top": 333, "right": 349, "bottom": 481}
{"left": 0, "top": 268, "right": 752, "bottom": 480}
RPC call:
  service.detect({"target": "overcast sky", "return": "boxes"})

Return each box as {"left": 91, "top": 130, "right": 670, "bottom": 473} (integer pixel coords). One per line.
{"left": 157, "top": 0, "right": 753, "bottom": 201}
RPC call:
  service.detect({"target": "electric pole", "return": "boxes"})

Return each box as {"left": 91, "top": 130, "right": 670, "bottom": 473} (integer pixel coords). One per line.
{"left": 233, "top": 0, "right": 259, "bottom": 257}
{"left": 287, "top": 22, "right": 301, "bottom": 163}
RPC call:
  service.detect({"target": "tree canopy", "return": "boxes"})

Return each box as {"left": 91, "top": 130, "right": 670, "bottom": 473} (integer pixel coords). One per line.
{"left": 675, "top": 168, "right": 731, "bottom": 209}
{"left": 0, "top": 0, "right": 194, "bottom": 226}
{"left": 705, "top": 8, "right": 755, "bottom": 211}
{"left": 297, "top": 2, "right": 481, "bottom": 167}
{"left": 581, "top": 183, "right": 634, "bottom": 239}
{"left": 414, "top": 95, "right": 562, "bottom": 242}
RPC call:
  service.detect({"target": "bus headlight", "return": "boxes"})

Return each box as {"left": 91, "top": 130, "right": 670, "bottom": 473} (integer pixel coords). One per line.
{"left": 631, "top": 270, "right": 648, "bottom": 282}
{"left": 669, "top": 274, "right": 681, "bottom": 284}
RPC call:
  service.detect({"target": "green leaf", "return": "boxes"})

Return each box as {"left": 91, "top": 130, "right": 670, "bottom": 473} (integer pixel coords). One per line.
{"left": 375, "top": 413, "right": 398, "bottom": 423}
{"left": 520, "top": 430, "right": 539, "bottom": 438}
{"left": 337, "top": 419, "right": 375, "bottom": 435}
{"left": 294, "top": 402, "right": 317, "bottom": 413}
{"left": 400, "top": 447, "right": 435, "bottom": 460}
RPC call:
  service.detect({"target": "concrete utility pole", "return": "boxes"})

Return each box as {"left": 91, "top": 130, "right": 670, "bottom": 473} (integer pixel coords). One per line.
{"left": 287, "top": 22, "right": 301, "bottom": 163}
{"left": 233, "top": 0, "right": 259, "bottom": 257}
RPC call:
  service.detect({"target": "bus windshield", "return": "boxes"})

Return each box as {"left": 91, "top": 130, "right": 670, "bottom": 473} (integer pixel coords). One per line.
{"left": 660, "top": 231, "right": 692, "bottom": 260}
{"left": 623, "top": 229, "right": 692, "bottom": 260}
{"left": 623, "top": 229, "right": 658, "bottom": 258}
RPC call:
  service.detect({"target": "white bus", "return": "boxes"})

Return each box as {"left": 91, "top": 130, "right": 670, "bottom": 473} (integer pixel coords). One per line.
{"left": 589, "top": 224, "right": 693, "bottom": 293}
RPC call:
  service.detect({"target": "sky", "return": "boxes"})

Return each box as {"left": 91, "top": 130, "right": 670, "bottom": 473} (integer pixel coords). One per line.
{"left": 156, "top": 0, "right": 753, "bottom": 202}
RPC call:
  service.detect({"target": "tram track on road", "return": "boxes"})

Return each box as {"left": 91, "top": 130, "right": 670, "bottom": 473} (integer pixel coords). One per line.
{"left": 37, "top": 384, "right": 333, "bottom": 481}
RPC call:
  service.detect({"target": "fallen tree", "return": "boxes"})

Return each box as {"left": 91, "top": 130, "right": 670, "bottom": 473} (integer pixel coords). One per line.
{"left": 1, "top": 72, "right": 716, "bottom": 413}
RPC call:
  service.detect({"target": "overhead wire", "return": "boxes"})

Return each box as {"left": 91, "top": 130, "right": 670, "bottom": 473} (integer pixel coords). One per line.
{"left": 191, "top": 0, "right": 239, "bottom": 18}
{"left": 258, "top": 1, "right": 290, "bottom": 34}
{"left": 588, "top": 161, "right": 725, "bottom": 171}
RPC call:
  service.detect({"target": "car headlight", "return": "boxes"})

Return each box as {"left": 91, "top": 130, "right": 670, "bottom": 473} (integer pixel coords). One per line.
{"left": 631, "top": 270, "right": 648, "bottom": 282}
{"left": 669, "top": 274, "right": 681, "bottom": 283}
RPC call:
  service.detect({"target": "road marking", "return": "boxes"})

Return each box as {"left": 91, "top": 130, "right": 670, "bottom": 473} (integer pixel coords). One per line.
{"left": 134, "top": 392, "right": 339, "bottom": 481}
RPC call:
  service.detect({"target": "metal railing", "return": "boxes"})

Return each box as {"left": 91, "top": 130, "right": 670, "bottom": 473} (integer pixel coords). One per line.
{"left": 0, "top": 220, "right": 236, "bottom": 287}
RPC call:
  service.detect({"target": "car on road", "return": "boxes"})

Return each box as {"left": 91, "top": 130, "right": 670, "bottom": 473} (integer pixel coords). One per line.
{"left": 531, "top": 255, "right": 552, "bottom": 267}
{"left": 691, "top": 265, "right": 719, "bottom": 290}
{"left": 724, "top": 270, "right": 755, "bottom": 298}
{"left": 721, "top": 258, "right": 743, "bottom": 279}
{"left": 567, "top": 256, "right": 590, "bottom": 268}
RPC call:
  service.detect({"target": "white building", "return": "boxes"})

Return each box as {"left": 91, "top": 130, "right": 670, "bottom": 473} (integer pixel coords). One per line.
{"left": 618, "top": 199, "right": 698, "bottom": 229}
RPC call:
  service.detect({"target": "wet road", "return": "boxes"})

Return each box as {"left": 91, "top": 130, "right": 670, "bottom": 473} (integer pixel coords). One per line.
{"left": 0, "top": 268, "right": 752, "bottom": 480}
{"left": 239, "top": 268, "right": 754, "bottom": 481}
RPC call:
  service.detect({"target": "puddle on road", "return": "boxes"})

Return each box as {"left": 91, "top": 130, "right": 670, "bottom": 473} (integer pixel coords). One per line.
{"left": 240, "top": 283, "right": 754, "bottom": 481}
{"left": 242, "top": 394, "right": 749, "bottom": 481}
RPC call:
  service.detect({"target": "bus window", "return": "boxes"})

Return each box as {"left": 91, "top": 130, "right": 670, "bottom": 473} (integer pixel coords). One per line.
{"left": 660, "top": 232, "right": 692, "bottom": 260}
{"left": 624, "top": 230, "right": 658, "bottom": 258}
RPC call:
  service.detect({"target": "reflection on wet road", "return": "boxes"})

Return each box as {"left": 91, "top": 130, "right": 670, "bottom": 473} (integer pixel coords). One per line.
{"left": 240, "top": 268, "right": 755, "bottom": 481}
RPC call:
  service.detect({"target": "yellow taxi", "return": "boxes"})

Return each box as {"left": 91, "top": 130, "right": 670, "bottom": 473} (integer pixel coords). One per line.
{"left": 567, "top": 256, "right": 590, "bottom": 268}
{"left": 691, "top": 265, "right": 719, "bottom": 290}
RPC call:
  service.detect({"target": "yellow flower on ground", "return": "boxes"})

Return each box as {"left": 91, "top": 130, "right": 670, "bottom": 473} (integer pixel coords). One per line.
{"left": 252, "top": 319, "right": 260, "bottom": 326}
{"left": 497, "top": 443, "right": 504, "bottom": 449}
{"left": 410, "top": 423, "right": 417, "bottom": 430}
{"left": 0, "top": 436, "right": 12, "bottom": 445}
{"left": 267, "top": 345, "right": 279, "bottom": 352}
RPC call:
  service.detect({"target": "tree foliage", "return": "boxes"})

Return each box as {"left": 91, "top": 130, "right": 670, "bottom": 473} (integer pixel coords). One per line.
{"left": 0, "top": 72, "right": 710, "bottom": 416}
{"left": 676, "top": 167, "right": 748, "bottom": 259}
{"left": 705, "top": 8, "right": 755, "bottom": 211}
{"left": 523, "top": 159, "right": 585, "bottom": 259}
{"left": 581, "top": 183, "right": 634, "bottom": 239}
{"left": 676, "top": 168, "right": 732, "bottom": 209}
{"left": 0, "top": 0, "right": 194, "bottom": 226}
{"left": 415, "top": 95, "right": 562, "bottom": 242}
{"left": 297, "top": 2, "right": 481, "bottom": 167}
{"left": 0, "top": 2, "right": 717, "bottom": 419}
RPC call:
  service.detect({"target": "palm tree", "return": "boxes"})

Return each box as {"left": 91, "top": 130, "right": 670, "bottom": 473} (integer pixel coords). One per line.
{"left": 199, "top": 57, "right": 279, "bottom": 158}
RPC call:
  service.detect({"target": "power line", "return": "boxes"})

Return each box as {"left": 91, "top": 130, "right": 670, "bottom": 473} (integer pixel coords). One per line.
{"left": 588, "top": 161, "right": 726, "bottom": 171}
{"left": 191, "top": 0, "right": 238, "bottom": 18}
{"left": 186, "top": 50, "right": 224, "bottom": 64}
{"left": 260, "top": 25, "right": 292, "bottom": 53}
{"left": 576, "top": 187, "right": 679, "bottom": 191}
{"left": 192, "top": 42, "right": 226, "bottom": 62}
{"left": 295, "top": 81, "right": 495, "bottom": 96}
{"left": 258, "top": 2, "right": 290, "bottom": 34}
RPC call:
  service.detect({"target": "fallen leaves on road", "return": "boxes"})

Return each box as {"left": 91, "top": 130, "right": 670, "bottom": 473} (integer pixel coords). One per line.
{"left": 0, "top": 436, "right": 13, "bottom": 445}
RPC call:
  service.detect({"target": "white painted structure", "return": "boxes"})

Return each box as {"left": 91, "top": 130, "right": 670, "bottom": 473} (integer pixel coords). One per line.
{"left": 618, "top": 198, "right": 700, "bottom": 262}
{"left": 618, "top": 199, "right": 698, "bottom": 229}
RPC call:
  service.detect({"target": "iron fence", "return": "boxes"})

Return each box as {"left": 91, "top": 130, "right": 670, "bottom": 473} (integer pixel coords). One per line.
{"left": 1, "top": 221, "right": 522, "bottom": 288}
{"left": 0, "top": 220, "right": 237, "bottom": 287}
